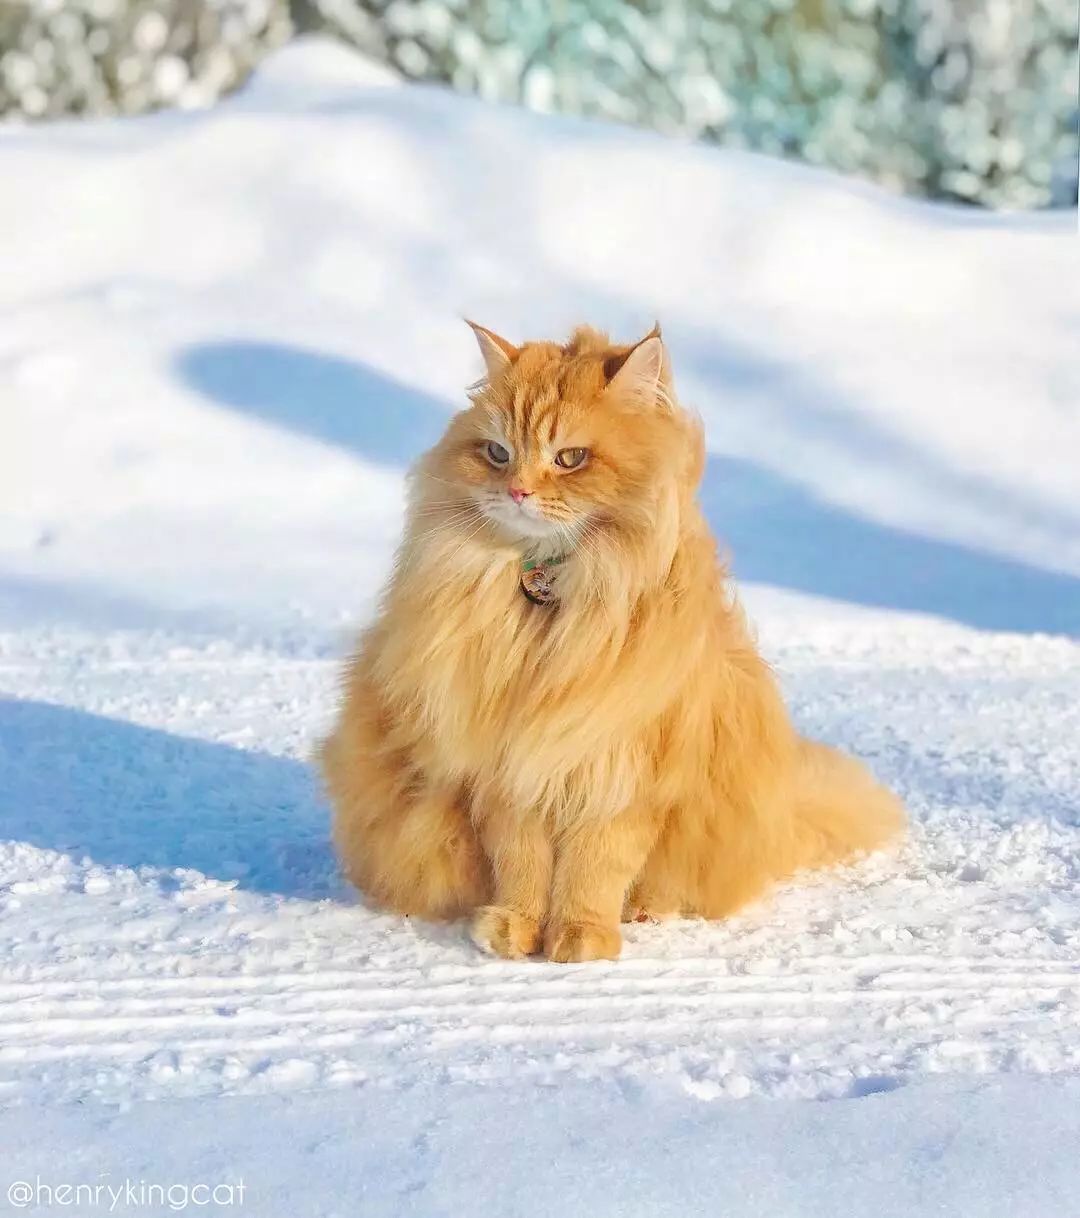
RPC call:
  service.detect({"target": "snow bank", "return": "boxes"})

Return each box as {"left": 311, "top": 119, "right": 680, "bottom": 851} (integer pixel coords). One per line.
{"left": 3, "top": 38, "right": 1078, "bottom": 640}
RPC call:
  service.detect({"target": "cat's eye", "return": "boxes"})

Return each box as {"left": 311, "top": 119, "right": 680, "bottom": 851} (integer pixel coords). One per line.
{"left": 554, "top": 447, "right": 589, "bottom": 470}
{"left": 485, "top": 441, "right": 510, "bottom": 465}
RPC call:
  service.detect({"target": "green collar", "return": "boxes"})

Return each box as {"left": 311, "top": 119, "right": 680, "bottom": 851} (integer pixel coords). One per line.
{"left": 521, "top": 553, "right": 569, "bottom": 573}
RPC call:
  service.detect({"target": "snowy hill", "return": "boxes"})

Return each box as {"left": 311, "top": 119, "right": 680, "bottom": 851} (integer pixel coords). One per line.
{"left": 2, "top": 37, "right": 1079, "bottom": 1216}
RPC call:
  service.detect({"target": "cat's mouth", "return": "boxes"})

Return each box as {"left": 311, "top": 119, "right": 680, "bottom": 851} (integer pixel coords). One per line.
{"left": 479, "top": 497, "right": 568, "bottom": 541}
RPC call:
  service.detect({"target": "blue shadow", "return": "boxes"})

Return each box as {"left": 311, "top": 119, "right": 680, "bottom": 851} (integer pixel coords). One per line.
{"left": 177, "top": 340, "right": 450, "bottom": 465}
{"left": 176, "top": 340, "right": 1080, "bottom": 636}
{"left": 0, "top": 699, "right": 336, "bottom": 899}
{"left": 0, "top": 572, "right": 241, "bottom": 637}
{"left": 701, "top": 455, "right": 1080, "bottom": 635}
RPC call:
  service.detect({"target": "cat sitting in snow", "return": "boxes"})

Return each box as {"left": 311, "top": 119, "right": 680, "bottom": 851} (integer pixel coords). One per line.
{"left": 320, "top": 322, "right": 904, "bottom": 962}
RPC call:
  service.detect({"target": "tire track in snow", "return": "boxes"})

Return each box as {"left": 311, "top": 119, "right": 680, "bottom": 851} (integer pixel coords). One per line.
{"left": 1, "top": 979, "right": 1075, "bottom": 1038}
{"left": 0, "top": 960, "right": 1074, "bottom": 1082}
{"left": 0, "top": 996, "right": 1068, "bottom": 1060}
{"left": 2, "top": 951, "right": 1078, "bottom": 993}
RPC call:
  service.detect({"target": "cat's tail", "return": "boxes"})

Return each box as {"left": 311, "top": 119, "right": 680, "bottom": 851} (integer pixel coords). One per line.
{"left": 789, "top": 738, "right": 905, "bottom": 870}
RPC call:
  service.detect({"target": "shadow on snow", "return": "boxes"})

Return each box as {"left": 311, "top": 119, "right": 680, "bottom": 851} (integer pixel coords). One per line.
{"left": 177, "top": 339, "right": 1080, "bottom": 636}
{"left": 0, "top": 698, "right": 336, "bottom": 900}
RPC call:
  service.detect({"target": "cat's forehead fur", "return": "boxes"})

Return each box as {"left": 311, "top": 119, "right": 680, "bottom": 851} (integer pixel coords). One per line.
{"left": 485, "top": 326, "right": 641, "bottom": 442}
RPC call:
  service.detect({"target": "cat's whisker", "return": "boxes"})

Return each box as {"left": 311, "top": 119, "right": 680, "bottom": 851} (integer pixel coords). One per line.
{"left": 411, "top": 504, "right": 476, "bottom": 517}
{"left": 409, "top": 509, "right": 482, "bottom": 543}
{"left": 417, "top": 473, "right": 464, "bottom": 489}
{"left": 438, "top": 513, "right": 492, "bottom": 570}
{"left": 581, "top": 522, "right": 618, "bottom": 612}
{"left": 410, "top": 507, "right": 481, "bottom": 528}
{"left": 560, "top": 523, "right": 599, "bottom": 607}
{"left": 398, "top": 507, "right": 485, "bottom": 576}
{"left": 565, "top": 521, "right": 606, "bottom": 611}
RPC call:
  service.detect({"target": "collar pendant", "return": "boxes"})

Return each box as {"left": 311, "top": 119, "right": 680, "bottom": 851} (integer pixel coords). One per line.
{"left": 520, "top": 555, "right": 566, "bottom": 607}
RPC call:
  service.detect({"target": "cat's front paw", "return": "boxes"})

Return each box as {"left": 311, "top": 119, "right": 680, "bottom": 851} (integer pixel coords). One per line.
{"left": 544, "top": 921, "right": 622, "bottom": 963}
{"left": 470, "top": 905, "right": 542, "bottom": 960}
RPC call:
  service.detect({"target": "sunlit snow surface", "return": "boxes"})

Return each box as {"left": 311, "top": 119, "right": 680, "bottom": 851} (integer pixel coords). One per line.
{"left": 2, "top": 37, "right": 1079, "bottom": 1217}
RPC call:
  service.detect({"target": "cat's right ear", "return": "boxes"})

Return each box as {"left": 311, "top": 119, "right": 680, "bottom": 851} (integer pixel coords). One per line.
{"left": 465, "top": 320, "right": 519, "bottom": 380}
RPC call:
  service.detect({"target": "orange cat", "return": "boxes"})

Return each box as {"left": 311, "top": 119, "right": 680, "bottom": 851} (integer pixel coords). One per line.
{"left": 320, "top": 322, "right": 904, "bottom": 962}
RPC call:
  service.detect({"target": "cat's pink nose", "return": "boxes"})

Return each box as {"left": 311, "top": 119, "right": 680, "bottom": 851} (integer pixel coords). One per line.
{"left": 508, "top": 487, "right": 531, "bottom": 504}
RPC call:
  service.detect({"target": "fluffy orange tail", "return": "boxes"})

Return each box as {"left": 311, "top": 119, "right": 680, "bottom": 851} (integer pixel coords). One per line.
{"left": 790, "top": 738, "right": 905, "bottom": 870}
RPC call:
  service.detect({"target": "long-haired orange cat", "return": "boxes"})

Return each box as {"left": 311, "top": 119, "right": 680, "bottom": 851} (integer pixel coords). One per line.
{"left": 321, "top": 323, "right": 904, "bottom": 962}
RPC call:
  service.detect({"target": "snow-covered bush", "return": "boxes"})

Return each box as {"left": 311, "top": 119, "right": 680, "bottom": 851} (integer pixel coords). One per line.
{"left": 0, "top": 0, "right": 289, "bottom": 119}
{"left": 1, "top": 0, "right": 1077, "bottom": 207}
{"left": 303, "top": 0, "right": 1078, "bottom": 208}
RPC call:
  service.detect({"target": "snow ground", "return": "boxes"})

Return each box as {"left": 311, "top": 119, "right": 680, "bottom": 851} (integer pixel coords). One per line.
{"left": 2, "top": 35, "right": 1080, "bottom": 1216}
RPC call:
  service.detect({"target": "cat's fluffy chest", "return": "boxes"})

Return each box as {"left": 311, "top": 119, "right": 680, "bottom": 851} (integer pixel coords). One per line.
{"left": 379, "top": 549, "right": 648, "bottom": 816}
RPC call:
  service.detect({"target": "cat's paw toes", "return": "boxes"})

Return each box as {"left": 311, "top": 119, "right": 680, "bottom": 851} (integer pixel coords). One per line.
{"left": 470, "top": 905, "right": 542, "bottom": 960}
{"left": 544, "top": 921, "right": 622, "bottom": 963}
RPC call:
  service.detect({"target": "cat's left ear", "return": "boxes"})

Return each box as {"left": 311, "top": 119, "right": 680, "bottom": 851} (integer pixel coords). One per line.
{"left": 606, "top": 324, "right": 672, "bottom": 409}
{"left": 465, "top": 320, "right": 520, "bottom": 380}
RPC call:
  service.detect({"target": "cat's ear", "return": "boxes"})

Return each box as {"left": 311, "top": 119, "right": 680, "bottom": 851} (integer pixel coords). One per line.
{"left": 606, "top": 324, "right": 671, "bottom": 408}
{"left": 466, "top": 320, "right": 519, "bottom": 380}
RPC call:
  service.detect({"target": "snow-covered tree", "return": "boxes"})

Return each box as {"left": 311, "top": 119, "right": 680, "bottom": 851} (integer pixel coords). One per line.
{"left": 2, "top": 0, "right": 1076, "bottom": 207}
{"left": 0, "top": 0, "right": 289, "bottom": 120}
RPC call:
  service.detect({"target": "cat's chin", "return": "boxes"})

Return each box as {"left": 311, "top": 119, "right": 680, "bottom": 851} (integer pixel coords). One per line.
{"left": 480, "top": 505, "right": 567, "bottom": 543}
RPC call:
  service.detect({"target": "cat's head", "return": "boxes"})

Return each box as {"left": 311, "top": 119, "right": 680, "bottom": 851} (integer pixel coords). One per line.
{"left": 419, "top": 322, "right": 699, "bottom": 550}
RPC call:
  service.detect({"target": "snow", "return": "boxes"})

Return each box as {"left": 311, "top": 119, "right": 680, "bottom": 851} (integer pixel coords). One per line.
{"left": 5, "top": 1078, "right": 1080, "bottom": 1218}
{"left": 2, "top": 34, "right": 1079, "bottom": 1215}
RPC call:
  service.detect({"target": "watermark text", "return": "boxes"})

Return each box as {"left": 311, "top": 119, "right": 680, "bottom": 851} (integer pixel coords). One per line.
{"left": 7, "top": 1176, "right": 246, "bottom": 1212}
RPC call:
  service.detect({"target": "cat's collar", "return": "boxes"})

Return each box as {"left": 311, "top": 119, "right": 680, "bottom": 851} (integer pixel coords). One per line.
{"left": 521, "top": 553, "right": 569, "bottom": 574}
{"left": 520, "top": 552, "right": 569, "bottom": 607}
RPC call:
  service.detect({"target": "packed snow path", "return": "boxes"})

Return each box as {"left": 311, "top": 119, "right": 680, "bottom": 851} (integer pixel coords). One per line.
{"left": 2, "top": 36, "right": 1079, "bottom": 1213}
{"left": 3, "top": 620, "right": 1079, "bottom": 1109}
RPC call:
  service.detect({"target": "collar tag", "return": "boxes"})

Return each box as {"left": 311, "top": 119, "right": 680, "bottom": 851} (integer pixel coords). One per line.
{"left": 520, "top": 554, "right": 567, "bottom": 607}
